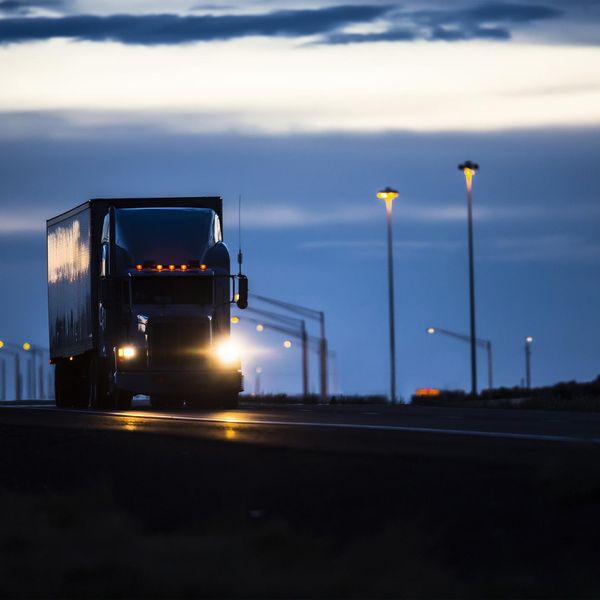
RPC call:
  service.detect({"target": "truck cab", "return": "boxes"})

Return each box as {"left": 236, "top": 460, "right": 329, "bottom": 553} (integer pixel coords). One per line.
{"left": 48, "top": 198, "right": 248, "bottom": 410}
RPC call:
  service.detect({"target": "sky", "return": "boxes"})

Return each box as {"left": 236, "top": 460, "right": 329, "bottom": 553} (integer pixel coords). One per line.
{"left": 0, "top": 0, "right": 599, "bottom": 399}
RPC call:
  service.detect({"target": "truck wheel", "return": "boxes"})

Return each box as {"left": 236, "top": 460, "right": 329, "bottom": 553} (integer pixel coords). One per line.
{"left": 150, "top": 395, "right": 183, "bottom": 409}
{"left": 72, "top": 359, "right": 90, "bottom": 408}
{"left": 89, "top": 357, "right": 109, "bottom": 409}
{"left": 55, "top": 361, "right": 74, "bottom": 408}
{"left": 111, "top": 390, "right": 133, "bottom": 411}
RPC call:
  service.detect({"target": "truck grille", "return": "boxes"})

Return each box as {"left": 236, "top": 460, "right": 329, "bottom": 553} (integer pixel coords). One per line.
{"left": 148, "top": 318, "right": 211, "bottom": 369}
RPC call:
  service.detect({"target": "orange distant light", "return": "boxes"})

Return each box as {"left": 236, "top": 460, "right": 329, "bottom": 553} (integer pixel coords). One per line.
{"left": 200, "top": 264, "right": 207, "bottom": 271}
{"left": 415, "top": 388, "right": 441, "bottom": 397}
{"left": 168, "top": 264, "right": 175, "bottom": 271}
{"left": 135, "top": 264, "right": 143, "bottom": 271}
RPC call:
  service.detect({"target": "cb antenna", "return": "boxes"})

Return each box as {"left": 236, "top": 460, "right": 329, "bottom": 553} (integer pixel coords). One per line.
{"left": 237, "top": 193, "right": 243, "bottom": 276}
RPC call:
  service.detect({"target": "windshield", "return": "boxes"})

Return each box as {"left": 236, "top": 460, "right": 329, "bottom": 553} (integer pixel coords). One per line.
{"left": 132, "top": 277, "right": 213, "bottom": 305}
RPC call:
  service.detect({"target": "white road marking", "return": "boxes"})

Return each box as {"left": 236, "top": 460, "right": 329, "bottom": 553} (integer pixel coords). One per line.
{"left": 2, "top": 405, "right": 600, "bottom": 445}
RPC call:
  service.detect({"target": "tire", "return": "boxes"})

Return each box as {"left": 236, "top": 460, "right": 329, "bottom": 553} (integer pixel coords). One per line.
{"left": 55, "top": 361, "right": 74, "bottom": 408}
{"left": 150, "top": 395, "right": 184, "bottom": 410}
{"left": 89, "top": 356, "right": 110, "bottom": 409}
{"left": 111, "top": 389, "right": 133, "bottom": 411}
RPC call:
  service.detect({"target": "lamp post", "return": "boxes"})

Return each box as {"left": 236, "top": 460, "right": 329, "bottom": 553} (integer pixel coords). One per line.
{"left": 0, "top": 341, "right": 21, "bottom": 401}
{"left": 525, "top": 336, "right": 533, "bottom": 388}
{"left": 458, "top": 161, "right": 479, "bottom": 398}
{"left": 376, "top": 187, "right": 399, "bottom": 403}
{"left": 426, "top": 326, "right": 493, "bottom": 390}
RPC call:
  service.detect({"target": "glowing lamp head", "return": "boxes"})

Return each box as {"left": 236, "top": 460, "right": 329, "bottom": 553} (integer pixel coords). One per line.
{"left": 117, "top": 346, "right": 136, "bottom": 359}
{"left": 426, "top": 327, "right": 435, "bottom": 335}
{"left": 156, "top": 264, "right": 163, "bottom": 271}
{"left": 376, "top": 187, "right": 399, "bottom": 202}
{"left": 283, "top": 340, "right": 292, "bottom": 349}
{"left": 180, "top": 264, "right": 188, "bottom": 271}
{"left": 458, "top": 161, "right": 479, "bottom": 187}
{"left": 22, "top": 342, "right": 31, "bottom": 351}
{"left": 256, "top": 324, "right": 264, "bottom": 332}
{"left": 168, "top": 264, "right": 175, "bottom": 271}
{"left": 215, "top": 340, "right": 241, "bottom": 366}
{"left": 135, "top": 264, "right": 143, "bottom": 271}
{"left": 231, "top": 316, "right": 240, "bottom": 324}
{"left": 526, "top": 336, "right": 533, "bottom": 344}
{"left": 0, "top": 340, "right": 4, "bottom": 349}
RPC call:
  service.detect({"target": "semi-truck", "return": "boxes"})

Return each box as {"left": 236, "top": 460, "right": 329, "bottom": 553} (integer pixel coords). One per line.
{"left": 47, "top": 197, "right": 248, "bottom": 410}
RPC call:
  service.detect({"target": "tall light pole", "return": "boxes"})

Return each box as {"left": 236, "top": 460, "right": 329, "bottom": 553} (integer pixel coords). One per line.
{"left": 376, "top": 187, "right": 399, "bottom": 403}
{"left": 426, "top": 326, "right": 493, "bottom": 390}
{"left": 525, "top": 336, "right": 533, "bottom": 388}
{"left": 458, "top": 161, "right": 479, "bottom": 398}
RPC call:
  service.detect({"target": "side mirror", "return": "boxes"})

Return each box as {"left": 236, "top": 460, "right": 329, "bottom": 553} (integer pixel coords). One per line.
{"left": 237, "top": 275, "right": 248, "bottom": 309}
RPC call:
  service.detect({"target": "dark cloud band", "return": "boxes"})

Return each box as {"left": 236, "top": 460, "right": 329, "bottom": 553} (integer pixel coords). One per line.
{"left": 0, "top": 5, "right": 391, "bottom": 45}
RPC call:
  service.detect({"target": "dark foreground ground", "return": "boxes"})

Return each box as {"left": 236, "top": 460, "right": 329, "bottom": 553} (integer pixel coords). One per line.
{"left": 1, "top": 405, "right": 600, "bottom": 598}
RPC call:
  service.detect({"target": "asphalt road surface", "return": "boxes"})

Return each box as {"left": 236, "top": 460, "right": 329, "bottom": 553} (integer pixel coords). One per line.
{"left": 1, "top": 400, "right": 600, "bottom": 598}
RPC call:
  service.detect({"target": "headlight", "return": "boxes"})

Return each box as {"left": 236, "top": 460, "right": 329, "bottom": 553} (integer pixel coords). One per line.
{"left": 117, "top": 346, "right": 136, "bottom": 360}
{"left": 215, "top": 340, "right": 240, "bottom": 366}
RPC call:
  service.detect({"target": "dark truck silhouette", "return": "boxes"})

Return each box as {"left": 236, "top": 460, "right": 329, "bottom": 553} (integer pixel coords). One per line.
{"left": 47, "top": 197, "right": 248, "bottom": 410}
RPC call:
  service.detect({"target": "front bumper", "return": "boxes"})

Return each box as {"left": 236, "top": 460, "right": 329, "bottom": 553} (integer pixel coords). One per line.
{"left": 115, "top": 369, "right": 243, "bottom": 396}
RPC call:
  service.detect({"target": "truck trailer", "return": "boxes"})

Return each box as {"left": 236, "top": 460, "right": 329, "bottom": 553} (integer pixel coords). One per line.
{"left": 47, "top": 197, "right": 248, "bottom": 410}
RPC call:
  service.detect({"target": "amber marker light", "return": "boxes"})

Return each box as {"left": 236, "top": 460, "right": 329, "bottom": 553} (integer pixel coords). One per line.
{"left": 156, "top": 264, "right": 163, "bottom": 271}
{"left": 22, "top": 342, "right": 31, "bottom": 351}
{"left": 135, "top": 264, "right": 143, "bottom": 271}
{"left": 180, "top": 265, "right": 188, "bottom": 271}
{"left": 168, "top": 264, "right": 175, "bottom": 271}
{"left": 200, "top": 264, "right": 207, "bottom": 271}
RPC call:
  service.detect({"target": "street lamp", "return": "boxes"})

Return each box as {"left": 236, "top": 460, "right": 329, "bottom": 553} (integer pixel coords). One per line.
{"left": 525, "top": 336, "right": 533, "bottom": 388}
{"left": 376, "top": 186, "right": 399, "bottom": 403}
{"left": 426, "top": 326, "right": 494, "bottom": 390}
{"left": 458, "top": 161, "right": 480, "bottom": 398}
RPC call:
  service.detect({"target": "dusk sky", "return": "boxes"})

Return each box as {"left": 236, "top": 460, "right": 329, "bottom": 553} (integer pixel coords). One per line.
{"left": 1, "top": 0, "right": 599, "bottom": 398}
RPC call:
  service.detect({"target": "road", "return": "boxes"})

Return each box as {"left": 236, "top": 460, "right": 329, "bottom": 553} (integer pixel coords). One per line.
{"left": 1, "top": 400, "right": 600, "bottom": 597}
{"left": 2, "top": 400, "right": 600, "bottom": 449}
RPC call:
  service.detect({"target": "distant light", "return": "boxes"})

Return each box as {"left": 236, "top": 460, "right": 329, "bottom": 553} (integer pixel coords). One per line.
{"left": 168, "top": 264, "right": 175, "bottom": 271}
{"left": 200, "top": 264, "right": 207, "bottom": 271}
{"left": 426, "top": 327, "right": 435, "bottom": 334}
{"left": 526, "top": 336, "right": 533, "bottom": 344}
{"left": 376, "top": 187, "right": 399, "bottom": 202}
{"left": 135, "top": 264, "right": 143, "bottom": 271}
{"left": 0, "top": 340, "right": 4, "bottom": 349}
{"left": 256, "top": 367, "right": 262, "bottom": 374}
{"left": 415, "top": 388, "right": 441, "bottom": 397}
{"left": 231, "top": 316, "right": 240, "bottom": 324}
{"left": 180, "top": 264, "right": 188, "bottom": 271}
{"left": 156, "top": 264, "right": 163, "bottom": 271}
{"left": 256, "top": 324, "right": 264, "bottom": 332}
{"left": 22, "top": 342, "right": 31, "bottom": 351}
{"left": 283, "top": 340, "right": 292, "bottom": 349}
{"left": 234, "top": 293, "right": 240, "bottom": 302}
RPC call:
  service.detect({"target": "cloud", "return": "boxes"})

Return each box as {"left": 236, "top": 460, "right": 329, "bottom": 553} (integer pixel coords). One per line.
{"left": 487, "top": 233, "right": 600, "bottom": 262}
{"left": 0, "top": 2, "right": 565, "bottom": 46}
{"left": 0, "top": 5, "right": 391, "bottom": 45}
{"left": 0, "top": 0, "right": 65, "bottom": 15}
{"left": 322, "top": 2, "right": 562, "bottom": 44}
